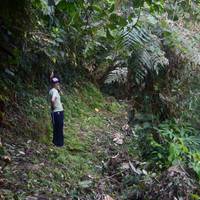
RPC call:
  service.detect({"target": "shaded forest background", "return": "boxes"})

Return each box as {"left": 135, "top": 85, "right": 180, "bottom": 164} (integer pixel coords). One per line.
{"left": 0, "top": 0, "right": 200, "bottom": 199}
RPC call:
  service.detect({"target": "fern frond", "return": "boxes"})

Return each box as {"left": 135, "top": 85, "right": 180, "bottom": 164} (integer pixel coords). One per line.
{"left": 121, "top": 23, "right": 168, "bottom": 84}
{"left": 104, "top": 67, "right": 128, "bottom": 84}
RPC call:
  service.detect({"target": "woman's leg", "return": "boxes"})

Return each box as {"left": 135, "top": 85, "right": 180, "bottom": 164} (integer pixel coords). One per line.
{"left": 53, "top": 111, "right": 64, "bottom": 147}
{"left": 51, "top": 112, "right": 57, "bottom": 145}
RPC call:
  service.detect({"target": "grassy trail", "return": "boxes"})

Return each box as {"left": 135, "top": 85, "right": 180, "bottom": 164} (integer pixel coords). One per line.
{"left": 0, "top": 86, "right": 137, "bottom": 199}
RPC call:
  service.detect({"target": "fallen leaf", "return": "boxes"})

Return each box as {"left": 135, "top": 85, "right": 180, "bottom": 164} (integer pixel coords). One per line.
{"left": 113, "top": 132, "right": 124, "bottom": 139}
{"left": 129, "top": 161, "right": 141, "bottom": 175}
{"left": 27, "top": 140, "right": 32, "bottom": 144}
{"left": 121, "top": 162, "right": 130, "bottom": 170}
{"left": 19, "top": 151, "right": 25, "bottom": 155}
{"left": 112, "top": 153, "right": 119, "bottom": 159}
{"left": 113, "top": 138, "right": 123, "bottom": 144}
{"left": 112, "top": 132, "right": 124, "bottom": 145}
{"left": 104, "top": 195, "right": 114, "bottom": 200}
{"left": 79, "top": 180, "right": 93, "bottom": 189}
{"left": 87, "top": 174, "right": 94, "bottom": 179}
{"left": 2, "top": 156, "right": 11, "bottom": 163}
{"left": 122, "top": 124, "right": 129, "bottom": 131}
{"left": 95, "top": 108, "right": 99, "bottom": 112}
{"left": 142, "top": 169, "right": 148, "bottom": 175}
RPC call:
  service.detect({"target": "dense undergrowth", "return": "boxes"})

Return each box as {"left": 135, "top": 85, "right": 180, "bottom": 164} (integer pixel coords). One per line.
{"left": 1, "top": 0, "right": 200, "bottom": 199}
{"left": 1, "top": 81, "right": 200, "bottom": 199}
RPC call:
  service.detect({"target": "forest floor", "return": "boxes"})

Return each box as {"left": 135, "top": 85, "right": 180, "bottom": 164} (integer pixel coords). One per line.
{"left": 0, "top": 96, "right": 144, "bottom": 200}
{"left": 1, "top": 84, "right": 199, "bottom": 200}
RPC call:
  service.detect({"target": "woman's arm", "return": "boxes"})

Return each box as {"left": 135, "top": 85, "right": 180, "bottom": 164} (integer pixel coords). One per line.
{"left": 51, "top": 92, "right": 57, "bottom": 111}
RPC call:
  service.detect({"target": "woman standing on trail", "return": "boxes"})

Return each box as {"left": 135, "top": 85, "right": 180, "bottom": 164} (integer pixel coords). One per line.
{"left": 49, "top": 76, "right": 64, "bottom": 147}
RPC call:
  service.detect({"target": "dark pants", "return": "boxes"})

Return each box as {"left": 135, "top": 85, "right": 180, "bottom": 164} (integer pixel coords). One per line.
{"left": 51, "top": 111, "right": 64, "bottom": 147}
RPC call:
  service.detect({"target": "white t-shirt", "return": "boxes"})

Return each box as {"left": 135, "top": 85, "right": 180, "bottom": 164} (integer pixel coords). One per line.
{"left": 49, "top": 88, "right": 64, "bottom": 112}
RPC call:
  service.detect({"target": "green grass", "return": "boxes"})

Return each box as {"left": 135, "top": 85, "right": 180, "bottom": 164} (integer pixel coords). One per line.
{"left": 2, "top": 83, "right": 125, "bottom": 199}
{"left": 47, "top": 84, "right": 123, "bottom": 189}
{"left": 106, "top": 101, "right": 123, "bottom": 113}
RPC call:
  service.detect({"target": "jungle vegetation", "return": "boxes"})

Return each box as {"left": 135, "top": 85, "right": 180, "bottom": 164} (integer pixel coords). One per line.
{"left": 0, "top": 0, "right": 200, "bottom": 199}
